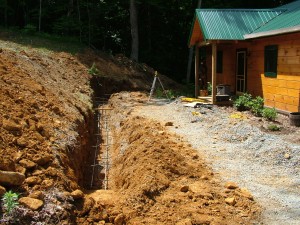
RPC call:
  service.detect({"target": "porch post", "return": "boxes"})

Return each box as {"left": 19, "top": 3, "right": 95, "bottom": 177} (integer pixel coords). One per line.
{"left": 195, "top": 46, "right": 199, "bottom": 97}
{"left": 211, "top": 42, "right": 217, "bottom": 104}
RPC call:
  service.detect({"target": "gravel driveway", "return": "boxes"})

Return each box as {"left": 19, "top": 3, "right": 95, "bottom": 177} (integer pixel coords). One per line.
{"left": 134, "top": 97, "right": 300, "bottom": 225}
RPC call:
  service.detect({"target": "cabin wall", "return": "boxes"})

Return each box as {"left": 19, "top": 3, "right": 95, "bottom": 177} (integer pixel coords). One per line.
{"left": 248, "top": 33, "right": 300, "bottom": 112}
{"left": 201, "top": 33, "right": 300, "bottom": 112}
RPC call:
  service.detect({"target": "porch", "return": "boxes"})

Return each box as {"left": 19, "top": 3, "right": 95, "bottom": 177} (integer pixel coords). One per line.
{"left": 194, "top": 41, "right": 248, "bottom": 105}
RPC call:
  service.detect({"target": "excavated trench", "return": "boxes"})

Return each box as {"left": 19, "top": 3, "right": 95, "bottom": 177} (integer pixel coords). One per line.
{"left": 81, "top": 76, "right": 153, "bottom": 191}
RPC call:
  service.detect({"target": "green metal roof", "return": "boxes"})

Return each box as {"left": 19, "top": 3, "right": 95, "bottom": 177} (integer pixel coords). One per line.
{"left": 247, "top": 0, "right": 300, "bottom": 37}
{"left": 196, "top": 9, "right": 283, "bottom": 40}
{"left": 190, "top": 0, "right": 300, "bottom": 42}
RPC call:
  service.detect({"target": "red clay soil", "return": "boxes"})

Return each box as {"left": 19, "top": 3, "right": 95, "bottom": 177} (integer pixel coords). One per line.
{"left": 0, "top": 39, "right": 261, "bottom": 225}
{"left": 0, "top": 46, "right": 94, "bottom": 223}
{"left": 85, "top": 92, "right": 261, "bottom": 225}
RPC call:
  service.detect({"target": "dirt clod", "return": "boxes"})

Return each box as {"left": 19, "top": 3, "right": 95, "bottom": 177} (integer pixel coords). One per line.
{"left": 19, "top": 197, "right": 44, "bottom": 211}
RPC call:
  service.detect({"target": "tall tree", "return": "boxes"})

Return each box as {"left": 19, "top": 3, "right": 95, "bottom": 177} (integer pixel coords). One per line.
{"left": 130, "top": 0, "right": 139, "bottom": 62}
{"left": 38, "top": 0, "right": 42, "bottom": 32}
{"left": 186, "top": 0, "right": 202, "bottom": 83}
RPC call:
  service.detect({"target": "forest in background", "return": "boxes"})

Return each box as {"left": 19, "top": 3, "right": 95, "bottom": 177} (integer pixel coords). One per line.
{"left": 0, "top": 0, "right": 294, "bottom": 82}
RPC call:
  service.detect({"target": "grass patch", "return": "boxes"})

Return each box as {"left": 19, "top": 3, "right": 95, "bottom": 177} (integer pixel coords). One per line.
{"left": 0, "top": 27, "right": 85, "bottom": 54}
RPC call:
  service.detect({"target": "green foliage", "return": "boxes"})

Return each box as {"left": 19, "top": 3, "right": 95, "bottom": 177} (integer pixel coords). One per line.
{"left": 180, "top": 83, "right": 195, "bottom": 97}
{"left": 249, "top": 96, "right": 264, "bottom": 116}
{"left": 0, "top": 0, "right": 294, "bottom": 81}
{"left": 23, "top": 24, "right": 37, "bottom": 34}
{"left": 155, "top": 87, "right": 176, "bottom": 99}
{"left": 88, "top": 63, "right": 100, "bottom": 76}
{"left": 2, "top": 190, "right": 19, "bottom": 215}
{"left": 262, "top": 107, "right": 278, "bottom": 121}
{"left": 233, "top": 93, "right": 252, "bottom": 111}
{"left": 267, "top": 124, "right": 281, "bottom": 131}
{"left": 207, "top": 82, "right": 212, "bottom": 95}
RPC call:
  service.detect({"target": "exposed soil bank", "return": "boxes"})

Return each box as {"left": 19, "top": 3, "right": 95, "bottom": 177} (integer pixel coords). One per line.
{"left": 0, "top": 46, "right": 96, "bottom": 223}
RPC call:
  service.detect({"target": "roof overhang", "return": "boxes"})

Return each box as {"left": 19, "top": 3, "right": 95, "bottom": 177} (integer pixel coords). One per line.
{"left": 244, "top": 24, "right": 300, "bottom": 39}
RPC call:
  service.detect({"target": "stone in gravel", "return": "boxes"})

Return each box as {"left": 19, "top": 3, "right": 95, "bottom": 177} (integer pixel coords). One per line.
{"left": 29, "top": 191, "right": 44, "bottom": 200}
{"left": 71, "top": 189, "right": 84, "bottom": 199}
{"left": 225, "top": 182, "right": 238, "bottom": 189}
{"left": 19, "top": 197, "right": 44, "bottom": 211}
{"left": 3, "top": 119, "right": 22, "bottom": 132}
{"left": 0, "top": 157, "right": 15, "bottom": 171}
{"left": 200, "top": 175, "right": 209, "bottom": 180}
{"left": 13, "top": 152, "right": 23, "bottom": 162}
{"left": 192, "top": 153, "right": 199, "bottom": 159}
{"left": 284, "top": 153, "right": 291, "bottom": 159}
{"left": 32, "top": 154, "right": 52, "bottom": 166}
{"left": 25, "top": 176, "right": 42, "bottom": 185}
{"left": 16, "top": 165, "right": 26, "bottom": 174}
{"left": 0, "top": 170, "right": 25, "bottom": 186}
{"left": 239, "top": 188, "right": 254, "bottom": 200}
{"left": 16, "top": 137, "right": 28, "bottom": 147}
{"left": 176, "top": 218, "right": 192, "bottom": 225}
{"left": 180, "top": 185, "right": 189, "bottom": 192}
{"left": 19, "top": 159, "right": 36, "bottom": 169}
{"left": 114, "top": 214, "right": 125, "bottom": 225}
{"left": 41, "top": 179, "right": 54, "bottom": 188}
{"left": 165, "top": 122, "right": 173, "bottom": 126}
{"left": 192, "top": 215, "right": 211, "bottom": 224}
{"left": 0, "top": 185, "right": 6, "bottom": 196}
{"left": 225, "top": 197, "right": 236, "bottom": 206}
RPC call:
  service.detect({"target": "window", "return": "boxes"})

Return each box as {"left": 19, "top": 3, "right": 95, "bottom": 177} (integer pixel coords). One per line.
{"left": 217, "top": 50, "right": 223, "bottom": 73}
{"left": 264, "top": 45, "right": 278, "bottom": 77}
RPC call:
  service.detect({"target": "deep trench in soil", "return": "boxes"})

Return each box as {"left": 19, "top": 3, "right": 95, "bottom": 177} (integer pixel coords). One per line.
{"left": 82, "top": 76, "right": 128, "bottom": 190}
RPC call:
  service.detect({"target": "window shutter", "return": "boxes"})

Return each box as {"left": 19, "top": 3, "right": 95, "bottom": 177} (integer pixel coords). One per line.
{"left": 264, "top": 45, "right": 278, "bottom": 77}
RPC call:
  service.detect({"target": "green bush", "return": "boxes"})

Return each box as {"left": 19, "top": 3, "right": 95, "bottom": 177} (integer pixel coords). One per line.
{"left": 249, "top": 96, "right": 264, "bottom": 116}
{"left": 233, "top": 93, "right": 252, "bottom": 111}
{"left": 262, "top": 107, "right": 278, "bottom": 121}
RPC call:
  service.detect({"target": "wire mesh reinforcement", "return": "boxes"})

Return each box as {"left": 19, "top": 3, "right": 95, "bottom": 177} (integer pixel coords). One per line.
{"left": 90, "top": 97, "right": 112, "bottom": 190}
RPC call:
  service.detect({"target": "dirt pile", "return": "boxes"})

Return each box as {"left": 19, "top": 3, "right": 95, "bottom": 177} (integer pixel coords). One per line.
{"left": 81, "top": 92, "right": 261, "bottom": 225}
{"left": 0, "top": 46, "right": 96, "bottom": 223}
{"left": 77, "top": 50, "right": 181, "bottom": 96}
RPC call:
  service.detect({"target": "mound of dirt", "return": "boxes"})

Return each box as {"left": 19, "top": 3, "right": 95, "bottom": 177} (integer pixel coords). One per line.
{"left": 0, "top": 46, "right": 95, "bottom": 223}
{"left": 82, "top": 92, "right": 261, "bottom": 225}
{"left": 77, "top": 49, "right": 181, "bottom": 97}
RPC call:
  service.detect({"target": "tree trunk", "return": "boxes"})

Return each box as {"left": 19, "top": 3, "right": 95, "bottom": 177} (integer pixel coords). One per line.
{"left": 186, "top": 0, "right": 202, "bottom": 83}
{"left": 86, "top": 0, "right": 91, "bottom": 45}
{"left": 4, "top": 0, "right": 7, "bottom": 28}
{"left": 39, "top": 0, "right": 42, "bottom": 32}
{"left": 77, "top": 0, "right": 82, "bottom": 42}
{"left": 130, "top": 0, "right": 139, "bottom": 62}
{"left": 68, "top": 0, "right": 74, "bottom": 17}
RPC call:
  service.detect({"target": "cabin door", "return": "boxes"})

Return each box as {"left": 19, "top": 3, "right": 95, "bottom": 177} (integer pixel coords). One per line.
{"left": 236, "top": 50, "right": 247, "bottom": 94}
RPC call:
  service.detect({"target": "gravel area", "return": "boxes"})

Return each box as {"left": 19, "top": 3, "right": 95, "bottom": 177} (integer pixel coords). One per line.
{"left": 134, "top": 98, "right": 300, "bottom": 225}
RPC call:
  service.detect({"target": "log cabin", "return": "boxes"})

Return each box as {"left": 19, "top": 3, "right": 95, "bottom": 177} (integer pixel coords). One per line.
{"left": 189, "top": 0, "right": 300, "bottom": 113}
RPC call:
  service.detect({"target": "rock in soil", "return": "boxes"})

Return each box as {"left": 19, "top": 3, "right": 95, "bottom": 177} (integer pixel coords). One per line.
{"left": 0, "top": 170, "right": 25, "bottom": 186}
{"left": 19, "top": 197, "right": 44, "bottom": 211}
